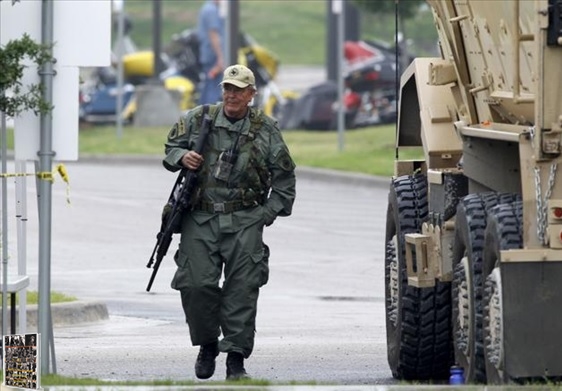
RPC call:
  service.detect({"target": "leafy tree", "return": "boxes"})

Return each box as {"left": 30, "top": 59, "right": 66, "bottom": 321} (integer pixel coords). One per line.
{"left": 0, "top": 33, "right": 53, "bottom": 117}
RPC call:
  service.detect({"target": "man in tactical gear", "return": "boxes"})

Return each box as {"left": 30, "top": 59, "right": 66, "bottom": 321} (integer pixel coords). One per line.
{"left": 163, "top": 64, "right": 296, "bottom": 380}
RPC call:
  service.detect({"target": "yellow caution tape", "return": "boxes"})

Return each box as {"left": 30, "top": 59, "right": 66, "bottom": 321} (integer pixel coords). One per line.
{"left": 57, "top": 164, "right": 70, "bottom": 184}
{"left": 56, "top": 164, "right": 71, "bottom": 204}
{"left": 0, "top": 172, "right": 34, "bottom": 178}
{"left": 0, "top": 163, "right": 71, "bottom": 204}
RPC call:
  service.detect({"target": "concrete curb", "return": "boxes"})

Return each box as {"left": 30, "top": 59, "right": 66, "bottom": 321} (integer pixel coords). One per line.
{"left": 296, "top": 166, "right": 391, "bottom": 188}
{"left": 7, "top": 301, "right": 109, "bottom": 330}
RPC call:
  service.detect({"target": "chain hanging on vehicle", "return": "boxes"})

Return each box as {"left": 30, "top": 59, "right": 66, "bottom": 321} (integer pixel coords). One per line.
{"left": 530, "top": 126, "right": 559, "bottom": 245}
{"left": 534, "top": 163, "right": 558, "bottom": 245}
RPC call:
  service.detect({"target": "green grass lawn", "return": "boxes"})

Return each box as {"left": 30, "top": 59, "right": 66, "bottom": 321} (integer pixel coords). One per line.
{"left": 282, "top": 126, "right": 423, "bottom": 177}
{"left": 122, "top": 0, "right": 437, "bottom": 66}
{"left": 75, "top": 123, "right": 422, "bottom": 177}
{"left": 39, "top": 374, "right": 274, "bottom": 387}
{"left": 7, "top": 123, "right": 422, "bottom": 177}
{"left": 6, "top": 372, "right": 307, "bottom": 387}
{"left": 14, "top": 291, "right": 77, "bottom": 305}
{"left": 126, "top": 0, "right": 328, "bottom": 66}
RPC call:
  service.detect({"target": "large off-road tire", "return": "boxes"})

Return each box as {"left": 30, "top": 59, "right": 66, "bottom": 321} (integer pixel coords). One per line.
{"left": 385, "top": 174, "right": 452, "bottom": 381}
{"left": 481, "top": 201, "right": 523, "bottom": 385}
{"left": 451, "top": 193, "right": 521, "bottom": 383}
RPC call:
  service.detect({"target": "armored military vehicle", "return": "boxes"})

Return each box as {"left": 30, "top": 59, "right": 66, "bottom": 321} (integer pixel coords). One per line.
{"left": 385, "top": 0, "right": 562, "bottom": 384}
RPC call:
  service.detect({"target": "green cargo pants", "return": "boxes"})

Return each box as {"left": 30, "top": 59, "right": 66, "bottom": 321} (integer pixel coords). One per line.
{"left": 171, "top": 205, "right": 269, "bottom": 359}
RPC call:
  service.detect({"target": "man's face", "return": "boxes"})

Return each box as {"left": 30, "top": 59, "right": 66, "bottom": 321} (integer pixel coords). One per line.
{"left": 222, "top": 83, "right": 255, "bottom": 119}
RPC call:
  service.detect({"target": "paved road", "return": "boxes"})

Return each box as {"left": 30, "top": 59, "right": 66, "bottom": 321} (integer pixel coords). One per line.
{"left": 4, "top": 158, "right": 393, "bottom": 384}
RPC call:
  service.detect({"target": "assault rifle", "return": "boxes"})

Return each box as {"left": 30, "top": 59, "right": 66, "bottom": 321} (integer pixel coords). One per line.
{"left": 146, "top": 108, "right": 212, "bottom": 292}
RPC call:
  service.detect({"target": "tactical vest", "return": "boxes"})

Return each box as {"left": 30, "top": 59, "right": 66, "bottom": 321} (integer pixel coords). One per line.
{"left": 193, "top": 105, "right": 272, "bottom": 206}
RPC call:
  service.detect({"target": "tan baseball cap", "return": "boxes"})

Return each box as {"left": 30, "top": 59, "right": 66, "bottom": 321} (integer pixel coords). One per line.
{"left": 220, "top": 64, "right": 255, "bottom": 88}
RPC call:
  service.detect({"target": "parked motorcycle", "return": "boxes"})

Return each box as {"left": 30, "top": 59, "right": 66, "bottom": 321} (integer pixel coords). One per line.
{"left": 79, "top": 29, "right": 292, "bottom": 125}
{"left": 79, "top": 66, "right": 136, "bottom": 124}
{"left": 343, "top": 40, "right": 397, "bottom": 126}
{"left": 237, "top": 33, "right": 298, "bottom": 119}
{"left": 118, "top": 41, "right": 199, "bottom": 122}
{"left": 79, "top": 29, "right": 200, "bottom": 126}
{"left": 279, "top": 39, "right": 397, "bottom": 131}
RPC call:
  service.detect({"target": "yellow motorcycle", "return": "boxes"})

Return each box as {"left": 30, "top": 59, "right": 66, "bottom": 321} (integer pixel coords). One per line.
{"left": 120, "top": 31, "right": 297, "bottom": 122}
{"left": 237, "top": 33, "right": 298, "bottom": 119}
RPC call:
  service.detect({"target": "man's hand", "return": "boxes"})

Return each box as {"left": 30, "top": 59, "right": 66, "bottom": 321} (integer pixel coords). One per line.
{"left": 208, "top": 63, "right": 222, "bottom": 78}
{"left": 181, "top": 151, "right": 204, "bottom": 170}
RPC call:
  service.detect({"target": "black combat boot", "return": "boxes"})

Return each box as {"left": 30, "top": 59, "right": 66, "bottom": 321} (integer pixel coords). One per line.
{"left": 194, "top": 341, "right": 219, "bottom": 379}
{"left": 226, "top": 352, "right": 249, "bottom": 380}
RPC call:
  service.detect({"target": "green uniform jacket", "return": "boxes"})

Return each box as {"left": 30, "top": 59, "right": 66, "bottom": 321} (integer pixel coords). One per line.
{"left": 163, "top": 103, "right": 296, "bottom": 225}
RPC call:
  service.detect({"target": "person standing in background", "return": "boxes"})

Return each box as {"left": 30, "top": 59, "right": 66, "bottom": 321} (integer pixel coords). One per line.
{"left": 197, "top": 0, "right": 224, "bottom": 104}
